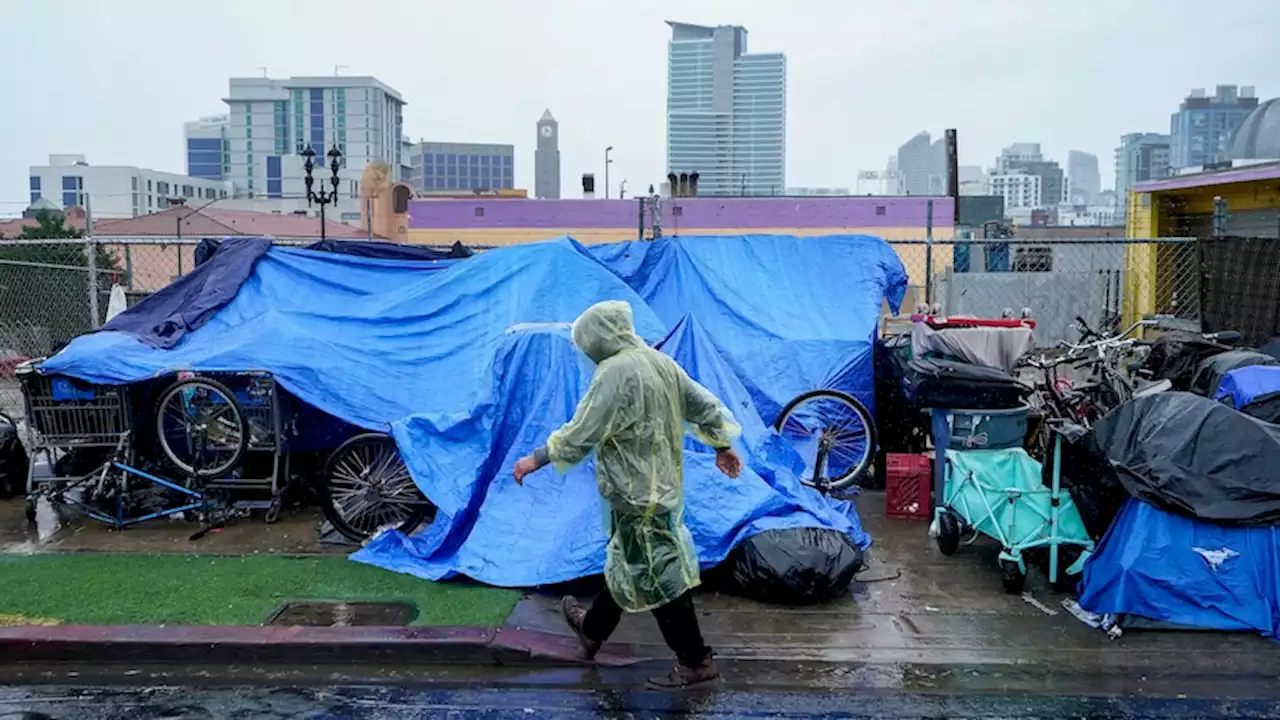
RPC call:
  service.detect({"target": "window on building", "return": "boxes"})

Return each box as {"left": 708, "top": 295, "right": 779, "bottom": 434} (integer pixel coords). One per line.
{"left": 1012, "top": 247, "right": 1053, "bottom": 272}
{"left": 29, "top": 176, "right": 40, "bottom": 190}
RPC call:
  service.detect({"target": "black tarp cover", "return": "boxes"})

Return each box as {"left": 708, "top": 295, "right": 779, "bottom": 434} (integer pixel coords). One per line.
{"left": 1143, "top": 331, "right": 1232, "bottom": 391}
{"left": 1090, "top": 391, "right": 1280, "bottom": 527}
{"left": 1188, "top": 349, "right": 1278, "bottom": 397}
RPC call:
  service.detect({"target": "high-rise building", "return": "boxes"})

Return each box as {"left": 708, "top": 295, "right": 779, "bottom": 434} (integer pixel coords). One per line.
{"left": 183, "top": 115, "right": 229, "bottom": 181}
{"left": 896, "top": 132, "right": 945, "bottom": 196}
{"left": 665, "top": 21, "right": 786, "bottom": 197}
{"left": 220, "top": 76, "right": 405, "bottom": 201}
{"left": 1114, "top": 133, "right": 1171, "bottom": 222}
{"left": 1169, "top": 85, "right": 1259, "bottom": 168}
{"left": 535, "top": 110, "right": 561, "bottom": 199}
{"left": 406, "top": 142, "right": 514, "bottom": 193}
{"left": 1066, "top": 150, "right": 1101, "bottom": 204}
{"left": 995, "top": 143, "right": 1066, "bottom": 208}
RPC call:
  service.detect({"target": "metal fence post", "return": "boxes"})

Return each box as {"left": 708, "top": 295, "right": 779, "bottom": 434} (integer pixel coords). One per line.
{"left": 86, "top": 197, "right": 101, "bottom": 329}
{"left": 924, "top": 200, "right": 934, "bottom": 306}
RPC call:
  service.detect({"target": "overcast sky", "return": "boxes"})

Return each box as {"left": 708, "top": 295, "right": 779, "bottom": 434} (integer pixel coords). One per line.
{"left": 1, "top": 0, "right": 1276, "bottom": 212}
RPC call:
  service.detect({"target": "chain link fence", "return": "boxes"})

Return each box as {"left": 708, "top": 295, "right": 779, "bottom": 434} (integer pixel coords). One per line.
{"left": 0, "top": 235, "right": 1207, "bottom": 421}
{"left": 888, "top": 237, "right": 1200, "bottom": 347}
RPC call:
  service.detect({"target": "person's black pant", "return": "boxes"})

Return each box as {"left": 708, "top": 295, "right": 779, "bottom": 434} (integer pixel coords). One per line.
{"left": 582, "top": 589, "right": 711, "bottom": 668}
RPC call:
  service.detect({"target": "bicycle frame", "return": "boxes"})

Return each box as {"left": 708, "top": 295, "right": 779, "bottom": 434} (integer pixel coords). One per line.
{"left": 32, "top": 433, "right": 209, "bottom": 531}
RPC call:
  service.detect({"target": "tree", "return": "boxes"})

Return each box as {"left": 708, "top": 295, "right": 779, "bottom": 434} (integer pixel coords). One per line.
{"left": 0, "top": 210, "right": 120, "bottom": 354}
{"left": 17, "top": 210, "right": 84, "bottom": 239}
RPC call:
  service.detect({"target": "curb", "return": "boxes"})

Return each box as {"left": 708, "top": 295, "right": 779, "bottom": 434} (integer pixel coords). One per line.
{"left": 0, "top": 624, "right": 642, "bottom": 667}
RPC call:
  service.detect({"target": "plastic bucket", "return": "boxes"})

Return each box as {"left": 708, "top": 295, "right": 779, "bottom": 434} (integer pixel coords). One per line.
{"left": 931, "top": 406, "right": 1030, "bottom": 452}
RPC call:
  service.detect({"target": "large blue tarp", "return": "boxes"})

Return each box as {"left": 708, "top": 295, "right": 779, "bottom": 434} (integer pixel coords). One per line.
{"left": 591, "top": 235, "right": 908, "bottom": 423}
{"left": 1078, "top": 498, "right": 1280, "bottom": 637}
{"left": 41, "top": 234, "right": 900, "bottom": 587}
{"left": 354, "top": 315, "right": 869, "bottom": 586}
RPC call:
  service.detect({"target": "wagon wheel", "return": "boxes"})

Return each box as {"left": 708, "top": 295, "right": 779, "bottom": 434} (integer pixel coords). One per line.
{"left": 774, "top": 389, "right": 877, "bottom": 492}
{"left": 156, "top": 376, "right": 248, "bottom": 479}
{"left": 317, "top": 433, "right": 435, "bottom": 543}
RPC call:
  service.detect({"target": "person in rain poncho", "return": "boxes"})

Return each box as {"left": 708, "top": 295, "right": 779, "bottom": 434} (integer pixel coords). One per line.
{"left": 514, "top": 300, "right": 743, "bottom": 689}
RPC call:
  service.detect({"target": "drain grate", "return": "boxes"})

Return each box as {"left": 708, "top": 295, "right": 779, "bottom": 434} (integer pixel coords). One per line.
{"left": 264, "top": 601, "right": 418, "bottom": 627}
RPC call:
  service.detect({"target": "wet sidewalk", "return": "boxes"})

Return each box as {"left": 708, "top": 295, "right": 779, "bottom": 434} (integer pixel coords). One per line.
{"left": 3, "top": 492, "right": 1278, "bottom": 692}
{"left": 504, "top": 493, "right": 1280, "bottom": 679}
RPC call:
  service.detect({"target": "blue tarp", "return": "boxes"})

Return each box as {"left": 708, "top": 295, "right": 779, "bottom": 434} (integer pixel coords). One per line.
{"left": 591, "top": 235, "right": 908, "bottom": 423}
{"left": 1078, "top": 498, "right": 1280, "bottom": 637}
{"left": 42, "top": 234, "right": 900, "bottom": 588}
{"left": 354, "top": 315, "right": 869, "bottom": 586}
{"left": 1215, "top": 364, "right": 1280, "bottom": 408}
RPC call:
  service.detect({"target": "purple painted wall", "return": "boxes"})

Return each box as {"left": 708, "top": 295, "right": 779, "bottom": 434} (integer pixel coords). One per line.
{"left": 407, "top": 196, "right": 955, "bottom": 229}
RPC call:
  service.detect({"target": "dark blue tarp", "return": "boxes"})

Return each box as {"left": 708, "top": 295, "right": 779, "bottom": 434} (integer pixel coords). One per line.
{"left": 305, "top": 238, "right": 474, "bottom": 261}
{"left": 41, "top": 234, "right": 900, "bottom": 587}
{"left": 591, "top": 235, "right": 908, "bottom": 423}
{"left": 1078, "top": 498, "right": 1280, "bottom": 637}
{"left": 103, "top": 237, "right": 272, "bottom": 349}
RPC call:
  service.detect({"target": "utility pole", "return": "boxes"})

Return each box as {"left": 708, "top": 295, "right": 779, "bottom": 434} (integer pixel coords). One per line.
{"left": 604, "top": 146, "right": 613, "bottom": 199}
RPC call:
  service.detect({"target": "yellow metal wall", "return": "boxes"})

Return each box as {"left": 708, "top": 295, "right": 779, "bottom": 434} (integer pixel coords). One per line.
{"left": 1124, "top": 177, "right": 1280, "bottom": 326}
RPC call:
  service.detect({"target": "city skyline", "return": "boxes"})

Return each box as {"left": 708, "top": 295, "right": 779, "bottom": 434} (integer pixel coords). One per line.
{"left": 2, "top": 0, "right": 1278, "bottom": 211}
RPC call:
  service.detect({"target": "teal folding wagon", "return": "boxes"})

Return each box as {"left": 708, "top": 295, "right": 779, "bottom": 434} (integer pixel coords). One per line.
{"left": 931, "top": 408, "right": 1094, "bottom": 594}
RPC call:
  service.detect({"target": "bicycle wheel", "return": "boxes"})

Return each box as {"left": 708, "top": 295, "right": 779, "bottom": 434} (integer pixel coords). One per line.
{"left": 774, "top": 389, "right": 877, "bottom": 491}
{"left": 317, "top": 433, "right": 435, "bottom": 543}
{"left": 156, "top": 376, "right": 248, "bottom": 479}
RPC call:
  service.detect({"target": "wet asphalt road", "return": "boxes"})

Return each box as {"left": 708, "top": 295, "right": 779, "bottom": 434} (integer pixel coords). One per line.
{"left": 3, "top": 685, "right": 1280, "bottom": 719}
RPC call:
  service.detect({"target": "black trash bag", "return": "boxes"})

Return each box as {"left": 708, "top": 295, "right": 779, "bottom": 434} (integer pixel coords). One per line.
{"left": 1143, "top": 331, "right": 1232, "bottom": 391}
{"left": 0, "top": 414, "right": 29, "bottom": 500}
{"left": 723, "top": 528, "right": 864, "bottom": 605}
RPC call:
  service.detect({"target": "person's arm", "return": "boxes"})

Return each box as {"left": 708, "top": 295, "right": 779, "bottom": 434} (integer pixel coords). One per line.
{"left": 514, "top": 370, "right": 620, "bottom": 484}
{"left": 676, "top": 365, "right": 744, "bottom": 478}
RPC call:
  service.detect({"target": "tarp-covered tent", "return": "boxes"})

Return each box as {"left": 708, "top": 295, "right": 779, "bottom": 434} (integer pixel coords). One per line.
{"left": 1089, "top": 392, "right": 1280, "bottom": 527}
{"left": 591, "top": 235, "right": 908, "bottom": 423}
{"left": 1079, "top": 498, "right": 1280, "bottom": 637}
{"left": 1077, "top": 392, "right": 1280, "bottom": 637}
{"left": 41, "top": 234, "right": 902, "bottom": 588}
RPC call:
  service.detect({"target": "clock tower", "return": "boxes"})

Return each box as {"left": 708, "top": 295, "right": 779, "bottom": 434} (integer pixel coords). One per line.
{"left": 534, "top": 109, "right": 561, "bottom": 199}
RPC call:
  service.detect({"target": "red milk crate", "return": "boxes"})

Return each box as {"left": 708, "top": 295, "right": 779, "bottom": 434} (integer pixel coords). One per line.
{"left": 885, "top": 453, "right": 932, "bottom": 519}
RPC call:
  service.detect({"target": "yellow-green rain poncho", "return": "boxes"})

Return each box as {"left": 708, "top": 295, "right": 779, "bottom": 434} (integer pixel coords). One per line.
{"left": 545, "top": 301, "right": 742, "bottom": 613}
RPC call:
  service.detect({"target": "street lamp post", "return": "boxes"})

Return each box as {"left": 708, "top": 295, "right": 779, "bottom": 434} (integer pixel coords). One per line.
{"left": 605, "top": 146, "right": 613, "bottom": 199}
{"left": 302, "top": 145, "right": 343, "bottom": 241}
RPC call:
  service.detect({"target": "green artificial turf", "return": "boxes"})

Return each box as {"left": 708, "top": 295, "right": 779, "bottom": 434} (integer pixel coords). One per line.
{"left": 0, "top": 554, "right": 522, "bottom": 627}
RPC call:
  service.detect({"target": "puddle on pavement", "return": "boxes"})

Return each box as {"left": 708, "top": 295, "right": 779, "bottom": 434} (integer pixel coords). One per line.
{"left": 264, "top": 601, "right": 418, "bottom": 627}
